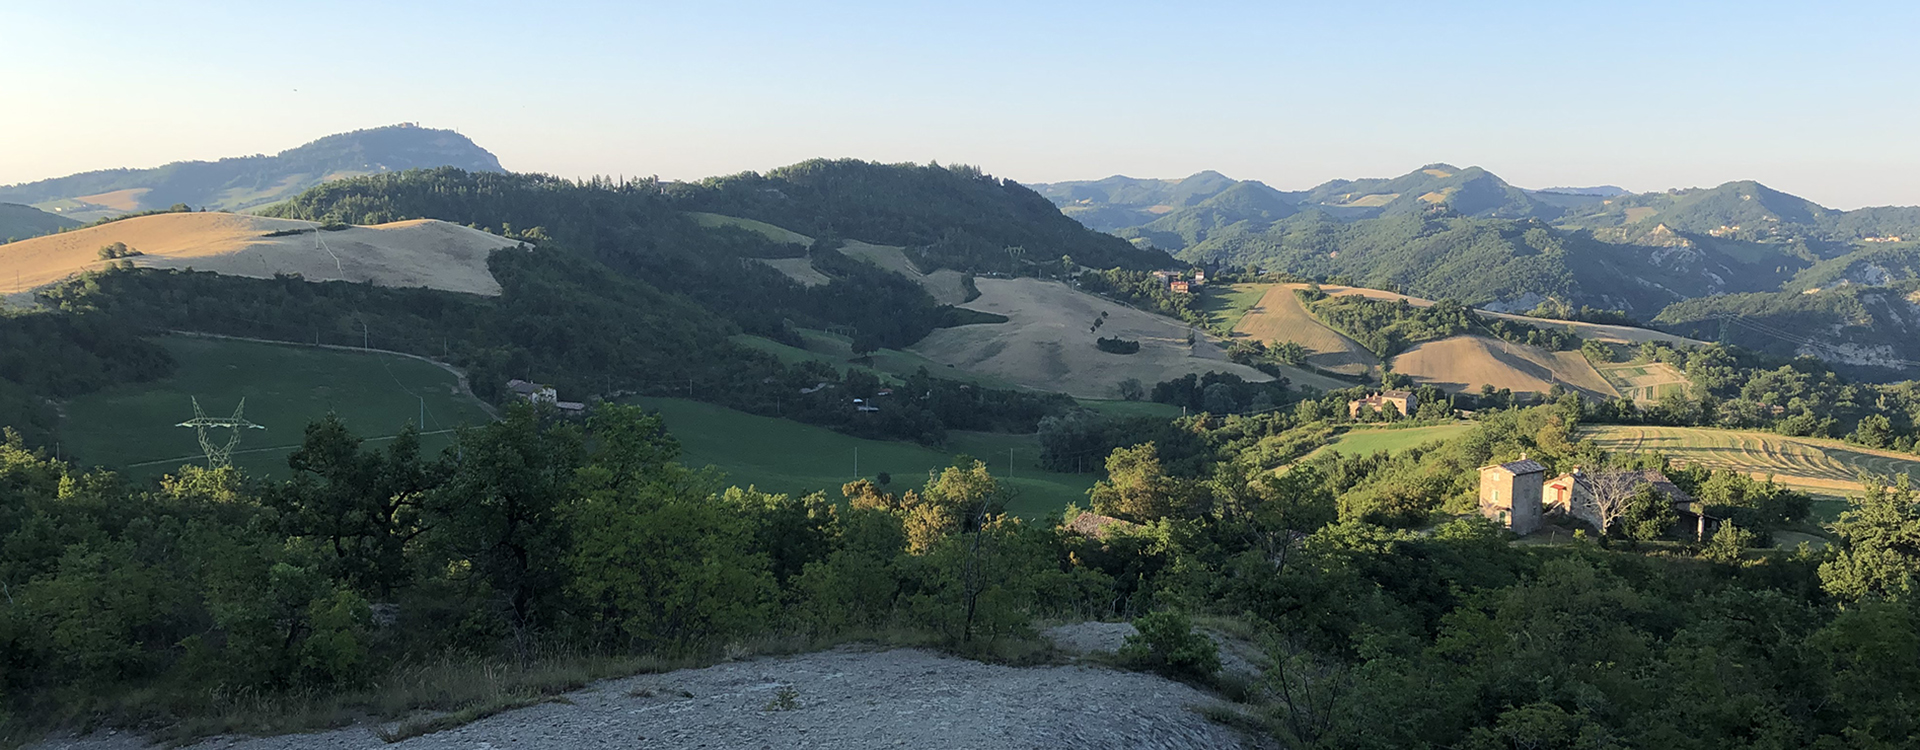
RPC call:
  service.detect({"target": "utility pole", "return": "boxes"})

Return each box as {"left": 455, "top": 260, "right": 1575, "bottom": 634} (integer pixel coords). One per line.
{"left": 360, "top": 320, "right": 369, "bottom": 351}
{"left": 419, "top": 396, "right": 425, "bottom": 429}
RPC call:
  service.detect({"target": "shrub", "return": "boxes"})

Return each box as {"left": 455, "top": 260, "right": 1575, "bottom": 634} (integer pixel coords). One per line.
{"left": 1119, "top": 610, "right": 1221, "bottom": 682}
{"left": 1096, "top": 336, "right": 1141, "bottom": 355}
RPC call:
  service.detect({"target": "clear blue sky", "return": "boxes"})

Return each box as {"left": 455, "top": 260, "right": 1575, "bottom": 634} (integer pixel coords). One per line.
{"left": 4, "top": 1, "right": 1917, "bottom": 208}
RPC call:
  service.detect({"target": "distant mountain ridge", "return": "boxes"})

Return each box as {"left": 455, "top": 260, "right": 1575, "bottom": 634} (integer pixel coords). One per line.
{"left": 0, "top": 124, "right": 503, "bottom": 222}
{"left": 1030, "top": 165, "right": 1920, "bottom": 378}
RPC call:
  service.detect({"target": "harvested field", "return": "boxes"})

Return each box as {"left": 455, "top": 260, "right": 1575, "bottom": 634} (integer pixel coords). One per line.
{"left": 1391, "top": 335, "right": 1618, "bottom": 398}
{"left": 910, "top": 277, "right": 1297, "bottom": 399}
{"left": 1596, "top": 361, "right": 1690, "bottom": 403}
{"left": 753, "top": 257, "right": 831, "bottom": 287}
{"left": 1313, "top": 284, "right": 1702, "bottom": 346}
{"left": 1328, "top": 193, "right": 1399, "bottom": 207}
{"left": 0, "top": 212, "right": 520, "bottom": 298}
{"left": 1232, "top": 284, "right": 1378, "bottom": 376}
{"left": 837, "top": 240, "right": 970, "bottom": 305}
{"left": 1584, "top": 424, "right": 1920, "bottom": 517}
{"left": 72, "top": 187, "right": 150, "bottom": 212}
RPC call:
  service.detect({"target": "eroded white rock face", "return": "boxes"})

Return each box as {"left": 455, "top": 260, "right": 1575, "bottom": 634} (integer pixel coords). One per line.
{"left": 34, "top": 647, "right": 1254, "bottom": 750}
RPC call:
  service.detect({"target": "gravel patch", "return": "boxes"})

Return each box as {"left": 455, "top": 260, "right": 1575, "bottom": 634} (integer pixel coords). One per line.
{"left": 32, "top": 646, "right": 1253, "bottom": 750}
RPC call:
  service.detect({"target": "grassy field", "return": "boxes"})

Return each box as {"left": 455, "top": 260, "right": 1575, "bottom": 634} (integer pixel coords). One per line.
{"left": 62, "top": 336, "right": 495, "bottom": 480}
{"left": 1231, "top": 284, "right": 1377, "bottom": 378}
{"left": 1594, "top": 361, "right": 1690, "bottom": 404}
{"left": 686, "top": 212, "right": 812, "bottom": 245}
{"left": 628, "top": 397, "right": 1094, "bottom": 518}
{"left": 1585, "top": 424, "right": 1920, "bottom": 520}
{"left": 1199, "top": 283, "right": 1274, "bottom": 332}
{"left": 1325, "top": 422, "right": 1473, "bottom": 456}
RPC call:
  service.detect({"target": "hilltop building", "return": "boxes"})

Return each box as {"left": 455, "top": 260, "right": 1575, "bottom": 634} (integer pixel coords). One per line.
{"left": 1479, "top": 457, "right": 1546, "bottom": 534}
{"left": 1169, "top": 280, "right": 1191, "bottom": 294}
{"left": 1349, "top": 390, "right": 1416, "bottom": 419}
{"left": 1546, "top": 469, "right": 1721, "bottom": 540}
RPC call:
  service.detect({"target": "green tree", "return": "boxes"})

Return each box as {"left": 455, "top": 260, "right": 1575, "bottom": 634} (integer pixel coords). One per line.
{"left": 423, "top": 402, "right": 583, "bottom": 633}
{"left": 1820, "top": 476, "right": 1920, "bottom": 602}
{"left": 1089, "top": 443, "right": 1186, "bottom": 522}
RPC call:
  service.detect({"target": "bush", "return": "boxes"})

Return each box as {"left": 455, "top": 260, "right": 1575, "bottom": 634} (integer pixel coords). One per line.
{"left": 1119, "top": 611, "right": 1220, "bottom": 682}
{"left": 1096, "top": 336, "right": 1141, "bottom": 355}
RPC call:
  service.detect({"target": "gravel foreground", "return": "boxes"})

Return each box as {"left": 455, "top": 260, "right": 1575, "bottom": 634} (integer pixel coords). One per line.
{"left": 34, "top": 646, "right": 1254, "bottom": 750}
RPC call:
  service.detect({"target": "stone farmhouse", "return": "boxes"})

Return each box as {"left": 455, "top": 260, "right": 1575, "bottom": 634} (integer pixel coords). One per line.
{"left": 1478, "top": 460, "right": 1723, "bottom": 540}
{"left": 1546, "top": 468, "right": 1721, "bottom": 540}
{"left": 1478, "top": 457, "right": 1547, "bottom": 534}
{"left": 1349, "top": 390, "right": 1416, "bottom": 419}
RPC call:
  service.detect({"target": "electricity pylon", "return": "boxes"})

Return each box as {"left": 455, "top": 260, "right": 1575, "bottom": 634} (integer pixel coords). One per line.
{"left": 176, "top": 397, "right": 265, "bottom": 467}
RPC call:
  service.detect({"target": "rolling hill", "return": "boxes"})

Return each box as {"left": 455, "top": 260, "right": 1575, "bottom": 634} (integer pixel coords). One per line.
{"left": 0, "top": 124, "right": 503, "bottom": 222}
{"left": 0, "top": 211, "right": 523, "bottom": 300}
{"left": 0, "top": 202, "right": 77, "bottom": 242}
{"left": 1041, "top": 164, "right": 1920, "bottom": 377}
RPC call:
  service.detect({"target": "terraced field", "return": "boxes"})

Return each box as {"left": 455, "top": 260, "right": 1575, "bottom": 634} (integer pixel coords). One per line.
{"left": 1585, "top": 425, "right": 1920, "bottom": 516}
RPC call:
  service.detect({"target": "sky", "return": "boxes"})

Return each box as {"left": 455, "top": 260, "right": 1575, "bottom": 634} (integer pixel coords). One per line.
{"left": 3, "top": 0, "right": 1919, "bottom": 208}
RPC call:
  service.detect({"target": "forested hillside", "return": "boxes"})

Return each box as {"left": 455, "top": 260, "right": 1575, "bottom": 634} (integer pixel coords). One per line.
{"left": 669, "top": 159, "right": 1169, "bottom": 273}
{"left": 0, "top": 203, "right": 76, "bottom": 243}
{"left": 0, "top": 124, "right": 503, "bottom": 221}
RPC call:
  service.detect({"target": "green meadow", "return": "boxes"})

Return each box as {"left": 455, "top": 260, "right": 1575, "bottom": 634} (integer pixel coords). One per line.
{"left": 61, "top": 335, "right": 494, "bottom": 480}
{"left": 1325, "top": 422, "right": 1474, "bottom": 456}
{"left": 629, "top": 397, "right": 1096, "bottom": 519}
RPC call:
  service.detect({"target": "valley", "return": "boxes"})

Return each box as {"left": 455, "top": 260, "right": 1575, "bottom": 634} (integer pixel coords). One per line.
{"left": 9, "top": 121, "right": 1920, "bottom": 750}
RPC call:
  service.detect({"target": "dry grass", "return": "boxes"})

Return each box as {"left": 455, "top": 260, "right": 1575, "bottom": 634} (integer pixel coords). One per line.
{"left": 836, "top": 240, "right": 970, "bottom": 305}
{"left": 1391, "top": 335, "right": 1617, "bottom": 398}
{"left": 1327, "top": 192, "right": 1399, "bottom": 208}
{"left": 71, "top": 188, "right": 151, "bottom": 212}
{"left": 0, "top": 212, "right": 521, "bottom": 298}
{"left": 1584, "top": 424, "right": 1920, "bottom": 515}
{"left": 1232, "top": 284, "right": 1378, "bottom": 377}
{"left": 1311, "top": 284, "right": 1701, "bottom": 346}
{"left": 910, "top": 277, "right": 1278, "bottom": 399}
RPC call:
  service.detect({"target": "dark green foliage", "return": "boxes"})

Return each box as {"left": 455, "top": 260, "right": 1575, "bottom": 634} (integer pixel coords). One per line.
{"left": 1150, "top": 372, "right": 1294, "bottom": 417}
{"left": 663, "top": 159, "right": 1168, "bottom": 273}
{"left": 0, "top": 202, "right": 77, "bottom": 241}
{"left": 1304, "top": 293, "right": 1474, "bottom": 357}
{"left": 1077, "top": 268, "right": 1202, "bottom": 324}
{"left": 1118, "top": 611, "right": 1220, "bottom": 681}
{"left": 1094, "top": 336, "right": 1140, "bottom": 355}
{"left": 0, "top": 308, "right": 174, "bottom": 444}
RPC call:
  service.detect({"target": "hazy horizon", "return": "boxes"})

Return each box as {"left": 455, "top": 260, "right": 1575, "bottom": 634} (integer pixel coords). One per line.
{"left": 5, "top": 1, "right": 1918, "bottom": 209}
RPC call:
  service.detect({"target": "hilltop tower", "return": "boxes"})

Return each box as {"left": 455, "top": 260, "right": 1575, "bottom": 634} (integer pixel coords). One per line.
{"left": 1479, "top": 456, "right": 1546, "bottom": 535}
